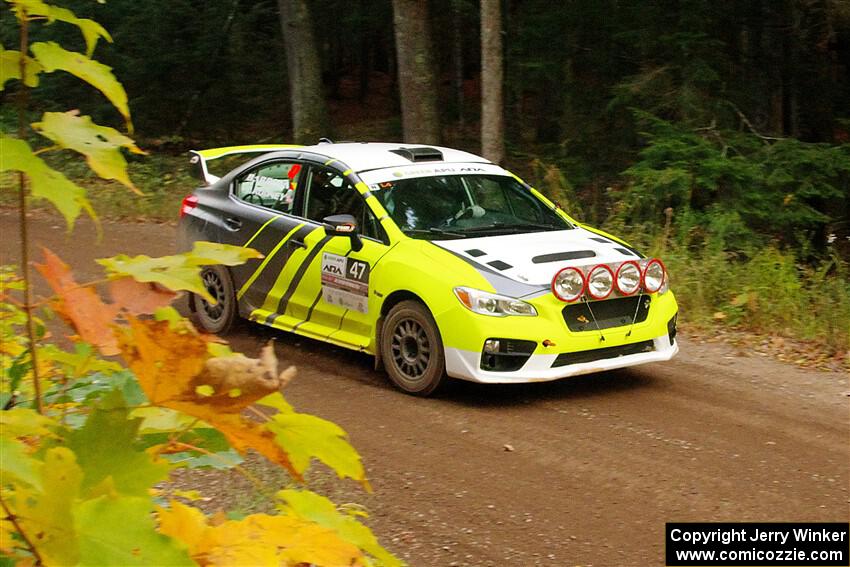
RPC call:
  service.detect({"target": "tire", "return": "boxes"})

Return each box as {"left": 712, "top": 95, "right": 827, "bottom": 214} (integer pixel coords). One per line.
{"left": 192, "top": 265, "right": 238, "bottom": 334}
{"left": 381, "top": 300, "right": 446, "bottom": 396}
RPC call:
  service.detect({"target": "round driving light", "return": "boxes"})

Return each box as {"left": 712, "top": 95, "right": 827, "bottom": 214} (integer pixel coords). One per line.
{"left": 615, "top": 261, "right": 641, "bottom": 295}
{"left": 552, "top": 267, "right": 585, "bottom": 302}
{"left": 586, "top": 264, "right": 614, "bottom": 300}
{"left": 642, "top": 258, "right": 666, "bottom": 293}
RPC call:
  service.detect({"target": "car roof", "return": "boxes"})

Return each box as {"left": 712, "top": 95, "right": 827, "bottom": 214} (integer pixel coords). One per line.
{"left": 291, "top": 142, "right": 492, "bottom": 173}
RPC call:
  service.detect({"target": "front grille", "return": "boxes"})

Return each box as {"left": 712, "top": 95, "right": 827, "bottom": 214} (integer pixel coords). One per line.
{"left": 562, "top": 295, "right": 651, "bottom": 332}
{"left": 551, "top": 340, "right": 655, "bottom": 367}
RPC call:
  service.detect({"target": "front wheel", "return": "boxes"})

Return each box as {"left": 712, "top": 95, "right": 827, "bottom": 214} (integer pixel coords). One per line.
{"left": 192, "top": 265, "right": 238, "bottom": 334}
{"left": 381, "top": 300, "right": 446, "bottom": 396}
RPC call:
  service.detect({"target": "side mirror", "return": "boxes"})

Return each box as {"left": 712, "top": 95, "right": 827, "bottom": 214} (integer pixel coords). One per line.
{"left": 323, "top": 214, "right": 363, "bottom": 252}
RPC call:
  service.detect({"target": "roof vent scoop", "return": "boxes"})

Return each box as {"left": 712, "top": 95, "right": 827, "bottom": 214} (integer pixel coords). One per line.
{"left": 390, "top": 147, "right": 444, "bottom": 162}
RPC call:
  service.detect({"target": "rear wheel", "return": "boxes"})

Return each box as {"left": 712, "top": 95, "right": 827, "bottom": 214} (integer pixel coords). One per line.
{"left": 192, "top": 265, "right": 238, "bottom": 334}
{"left": 381, "top": 300, "right": 446, "bottom": 396}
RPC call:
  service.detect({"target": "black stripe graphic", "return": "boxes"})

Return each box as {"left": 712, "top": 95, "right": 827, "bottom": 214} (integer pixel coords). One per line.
{"left": 241, "top": 224, "right": 317, "bottom": 310}
{"left": 327, "top": 308, "right": 349, "bottom": 339}
{"left": 266, "top": 235, "right": 333, "bottom": 325}
{"left": 292, "top": 291, "right": 323, "bottom": 332}
{"left": 293, "top": 248, "right": 353, "bottom": 332}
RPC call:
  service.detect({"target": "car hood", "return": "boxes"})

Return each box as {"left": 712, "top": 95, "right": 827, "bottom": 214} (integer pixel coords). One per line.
{"left": 430, "top": 227, "right": 642, "bottom": 298}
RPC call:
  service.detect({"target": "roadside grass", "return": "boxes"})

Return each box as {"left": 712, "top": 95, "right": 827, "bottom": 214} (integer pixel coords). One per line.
{"left": 610, "top": 222, "right": 850, "bottom": 364}
{"left": 0, "top": 150, "right": 191, "bottom": 222}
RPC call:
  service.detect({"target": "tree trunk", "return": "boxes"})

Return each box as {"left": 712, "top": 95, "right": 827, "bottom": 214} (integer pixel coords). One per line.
{"left": 278, "top": 0, "right": 328, "bottom": 144}
{"left": 392, "top": 0, "right": 440, "bottom": 144}
{"left": 452, "top": 0, "right": 465, "bottom": 127}
{"left": 480, "top": 0, "right": 504, "bottom": 163}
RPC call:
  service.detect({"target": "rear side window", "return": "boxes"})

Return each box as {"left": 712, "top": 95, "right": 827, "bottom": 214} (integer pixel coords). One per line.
{"left": 234, "top": 161, "right": 302, "bottom": 213}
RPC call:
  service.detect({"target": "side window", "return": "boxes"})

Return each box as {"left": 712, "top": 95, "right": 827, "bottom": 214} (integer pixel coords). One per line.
{"left": 302, "top": 167, "right": 385, "bottom": 242}
{"left": 234, "top": 161, "right": 302, "bottom": 213}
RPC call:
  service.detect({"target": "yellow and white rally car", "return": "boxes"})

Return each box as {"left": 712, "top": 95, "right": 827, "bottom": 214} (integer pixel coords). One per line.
{"left": 178, "top": 141, "right": 678, "bottom": 395}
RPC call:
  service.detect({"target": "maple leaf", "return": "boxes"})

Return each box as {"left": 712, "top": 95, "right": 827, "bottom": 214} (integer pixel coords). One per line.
{"left": 0, "top": 136, "right": 94, "bottom": 228}
{"left": 34, "top": 247, "right": 119, "bottom": 355}
{"left": 191, "top": 343, "right": 296, "bottom": 409}
{"left": 278, "top": 489, "right": 403, "bottom": 567}
{"left": 66, "top": 400, "right": 171, "bottom": 498}
{"left": 97, "top": 243, "right": 263, "bottom": 303}
{"left": 31, "top": 42, "right": 131, "bottom": 131}
{"left": 11, "top": 447, "right": 83, "bottom": 565}
{"left": 118, "top": 317, "right": 207, "bottom": 405}
{"left": 109, "top": 277, "right": 177, "bottom": 315}
{"left": 75, "top": 496, "right": 193, "bottom": 566}
{"left": 157, "top": 500, "right": 366, "bottom": 567}
{"left": 32, "top": 111, "right": 145, "bottom": 192}
{"left": 118, "top": 317, "right": 300, "bottom": 478}
{"left": 259, "top": 393, "right": 369, "bottom": 489}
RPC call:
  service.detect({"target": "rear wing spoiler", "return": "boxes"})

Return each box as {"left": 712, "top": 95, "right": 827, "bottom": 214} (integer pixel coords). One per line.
{"left": 189, "top": 144, "right": 301, "bottom": 185}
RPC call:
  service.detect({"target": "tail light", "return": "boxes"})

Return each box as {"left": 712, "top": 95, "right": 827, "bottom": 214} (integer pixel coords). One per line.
{"left": 642, "top": 258, "right": 666, "bottom": 293}
{"left": 180, "top": 195, "right": 199, "bottom": 218}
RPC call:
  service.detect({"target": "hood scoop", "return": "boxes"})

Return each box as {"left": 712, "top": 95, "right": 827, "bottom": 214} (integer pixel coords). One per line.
{"left": 531, "top": 250, "right": 596, "bottom": 264}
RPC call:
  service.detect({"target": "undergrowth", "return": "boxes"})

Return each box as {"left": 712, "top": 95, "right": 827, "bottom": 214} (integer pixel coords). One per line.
{"left": 603, "top": 214, "right": 850, "bottom": 357}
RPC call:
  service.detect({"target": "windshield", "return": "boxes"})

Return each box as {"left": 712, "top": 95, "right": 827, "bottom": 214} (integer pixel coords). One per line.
{"left": 370, "top": 174, "right": 572, "bottom": 239}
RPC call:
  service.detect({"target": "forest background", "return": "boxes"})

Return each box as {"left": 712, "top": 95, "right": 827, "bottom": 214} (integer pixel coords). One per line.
{"left": 2, "top": 0, "right": 848, "bottom": 358}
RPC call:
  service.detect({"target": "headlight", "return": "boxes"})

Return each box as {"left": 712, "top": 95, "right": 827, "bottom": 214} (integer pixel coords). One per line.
{"left": 642, "top": 258, "right": 666, "bottom": 293}
{"left": 615, "top": 261, "right": 641, "bottom": 295}
{"left": 453, "top": 287, "right": 537, "bottom": 317}
{"left": 586, "top": 264, "right": 614, "bottom": 300}
{"left": 552, "top": 267, "right": 585, "bottom": 302}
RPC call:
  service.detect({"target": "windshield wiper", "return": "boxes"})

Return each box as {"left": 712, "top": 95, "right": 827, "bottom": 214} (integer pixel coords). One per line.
{"left": 403, "top": 227, "right": 467, "bottom": 239}
{"left": 457, "top": 222, "right": 561, "bottom": 234}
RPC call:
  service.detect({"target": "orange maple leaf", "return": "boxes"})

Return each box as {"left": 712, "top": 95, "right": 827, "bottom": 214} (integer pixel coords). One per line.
{"left": 109, "top": 277, "right": 176, "bottom": 315}
{"left": 118, "top": 317, "right": 300, "bottom": 479}
{"left": 34, "top": 247, "right": 120, "bottom": 355}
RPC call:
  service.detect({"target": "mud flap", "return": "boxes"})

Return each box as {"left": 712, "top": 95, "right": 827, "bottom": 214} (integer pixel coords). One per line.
{"left": 374, "top": 315, "right": 385, "bottom": 371}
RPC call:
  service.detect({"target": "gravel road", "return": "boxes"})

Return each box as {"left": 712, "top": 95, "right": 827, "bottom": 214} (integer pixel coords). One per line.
{"left": 2, "top": 211, "right": 847, "bottom": 566}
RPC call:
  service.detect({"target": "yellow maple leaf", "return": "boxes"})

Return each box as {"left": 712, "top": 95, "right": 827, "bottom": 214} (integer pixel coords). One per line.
{"left": 157, "top": 501, "right": 366, "bottom": 567}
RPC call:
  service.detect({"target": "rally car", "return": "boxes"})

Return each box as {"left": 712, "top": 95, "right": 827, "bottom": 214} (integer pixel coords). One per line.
{"left": 178, "top": 141, "right": 678, "bottom": 395}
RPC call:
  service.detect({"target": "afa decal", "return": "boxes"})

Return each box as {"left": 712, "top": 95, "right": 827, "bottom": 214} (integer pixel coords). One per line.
{"left": 321, "top": 253, "right": 370, "bottom": 313}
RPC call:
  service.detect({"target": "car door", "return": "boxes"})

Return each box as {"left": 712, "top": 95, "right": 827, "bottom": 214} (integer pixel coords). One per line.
{"left": 219, "top": 159, "right": 309, "bottom": 314}
{"left": 282, "top": 164, "right": 393, "bottom": 349}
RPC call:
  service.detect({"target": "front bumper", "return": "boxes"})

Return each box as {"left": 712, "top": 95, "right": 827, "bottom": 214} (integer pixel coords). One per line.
{"left": 436, "top": 289, "right": 679, "bottom": 384}
{"left": 445, "top": 335, "right": 678, "bottom": 383}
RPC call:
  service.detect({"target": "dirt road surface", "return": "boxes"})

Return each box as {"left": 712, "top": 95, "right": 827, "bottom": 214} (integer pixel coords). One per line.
{"left": 2, "top": 211, "right": 848, "bottom": 566}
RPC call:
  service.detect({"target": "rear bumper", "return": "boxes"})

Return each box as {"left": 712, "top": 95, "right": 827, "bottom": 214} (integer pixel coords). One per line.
{"left": 444, "top": 334, "right": 678, "bottom": 383}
